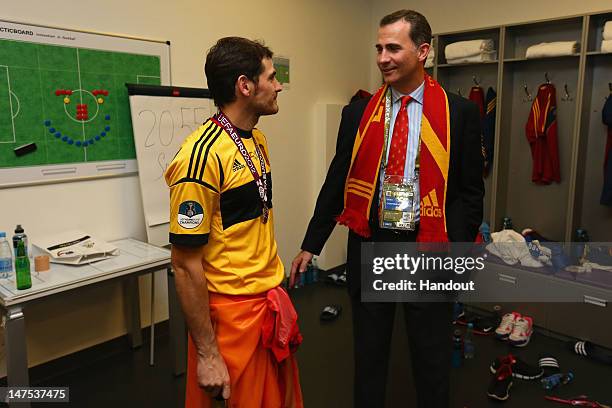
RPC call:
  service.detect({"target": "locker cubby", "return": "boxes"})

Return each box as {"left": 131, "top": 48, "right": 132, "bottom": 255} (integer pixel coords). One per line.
{"left": 495, "top": 58, "right": 580, "bottom": 240}
{"left": 573, "top": 53, "right": 612, "bottom": 241}
{"left": 503, "top": 17, "right": 583, "bottom": 61}
{"left": 437, "top": 63, "right": 499, "bottom": 223}
{"left": 586, "top": 12, "right": 612, "bottom": 53}
{"left": 437, "top": 28, "right": 500, "bottom": 66}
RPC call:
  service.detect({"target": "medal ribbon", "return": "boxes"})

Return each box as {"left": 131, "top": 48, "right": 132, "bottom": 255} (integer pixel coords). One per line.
{"left": 213, "top": 111, "right": 269, "bottom": 222}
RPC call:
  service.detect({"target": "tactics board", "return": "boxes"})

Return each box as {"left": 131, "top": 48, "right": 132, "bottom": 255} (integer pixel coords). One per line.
{"left": 0, "top": 20, "right": 170, "bottom": 186}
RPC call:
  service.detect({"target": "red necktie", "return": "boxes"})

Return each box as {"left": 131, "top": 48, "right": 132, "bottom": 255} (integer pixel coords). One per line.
{"left": 386, "top": 95, "right": 412, "bottom": 176}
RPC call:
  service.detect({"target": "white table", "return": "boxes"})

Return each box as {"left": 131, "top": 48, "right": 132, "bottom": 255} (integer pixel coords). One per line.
{"left": 0, "top": 238, "right": 171, "bottom": 407}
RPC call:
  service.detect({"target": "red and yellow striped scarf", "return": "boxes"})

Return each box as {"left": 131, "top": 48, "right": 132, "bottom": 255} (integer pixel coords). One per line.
{"left": 336, "top": 74, "right": 450, "bottom": 243}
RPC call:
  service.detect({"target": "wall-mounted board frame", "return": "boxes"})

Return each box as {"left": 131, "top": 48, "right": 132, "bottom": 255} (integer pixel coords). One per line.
{"left": 0, "top": 19, "right": 171, "bottom": 188}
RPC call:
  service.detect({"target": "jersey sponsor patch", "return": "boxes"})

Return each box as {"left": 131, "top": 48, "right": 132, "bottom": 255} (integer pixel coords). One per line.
{"left": 177, "top": 201, "right": 204, "bottom": 229}
{"left": 232, "top": 159, "right": 245, "bottom": 172}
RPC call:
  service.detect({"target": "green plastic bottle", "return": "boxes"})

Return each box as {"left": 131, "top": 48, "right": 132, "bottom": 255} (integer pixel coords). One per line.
{"left": 15, "top": 240, "right": 31, "bottom": 290}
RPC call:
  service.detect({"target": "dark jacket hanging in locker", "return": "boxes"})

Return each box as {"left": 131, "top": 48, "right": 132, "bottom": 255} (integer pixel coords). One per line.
{"left": 601, "top": 95, "right": 612, "bottom": 206}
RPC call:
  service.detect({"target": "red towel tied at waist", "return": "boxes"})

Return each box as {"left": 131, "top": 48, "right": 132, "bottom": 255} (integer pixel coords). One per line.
{"left": 262, "top": 287, "right": 303, "bottom": 362}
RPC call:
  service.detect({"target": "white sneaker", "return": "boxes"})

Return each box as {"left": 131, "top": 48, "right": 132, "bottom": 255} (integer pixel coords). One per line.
{"left": 495, "top": 312, "right": 521, "bottom": 340}
{"left": 509, "top": 316, "right": 533, "bottom": 347}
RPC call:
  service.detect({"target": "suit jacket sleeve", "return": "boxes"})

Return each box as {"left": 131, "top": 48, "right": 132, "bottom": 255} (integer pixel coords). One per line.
{"left": 459, "top": 100, "right": 485, "bottom": 242}
{"left": 300, "top": 99, "right": 366, "bottom": 254}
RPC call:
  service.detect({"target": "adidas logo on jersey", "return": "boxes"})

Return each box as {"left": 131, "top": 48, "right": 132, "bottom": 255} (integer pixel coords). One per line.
{"left": 420, "top": 189, "right": 443, "bottom": 218}
{"left": 232, "top": 159, "right": 245, "bottom": 172}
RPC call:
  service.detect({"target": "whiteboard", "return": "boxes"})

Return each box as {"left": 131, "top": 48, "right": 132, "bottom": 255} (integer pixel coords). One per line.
{"left": 0, "top": 19, "right": 170, "bottom": 188}
{"left": 127, "top": 84, "right": 214, "bottom": 246}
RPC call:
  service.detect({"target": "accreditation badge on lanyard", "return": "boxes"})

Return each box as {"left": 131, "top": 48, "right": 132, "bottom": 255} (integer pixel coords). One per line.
{"left": 380, "top": 90, "right": 418, "bottom": 231}
{"left": 381, "top": 174, "right": 418, "bottom": 231}
{"left": 213, "top": 111, "right": 269, "bottom": 223}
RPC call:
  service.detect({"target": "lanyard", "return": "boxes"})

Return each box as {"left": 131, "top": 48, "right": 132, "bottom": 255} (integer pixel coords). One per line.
{"left": 213, "top": 111, "right": 269, "bottom": 223}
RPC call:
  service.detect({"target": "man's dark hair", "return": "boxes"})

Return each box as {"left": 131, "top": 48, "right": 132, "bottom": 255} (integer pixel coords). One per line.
{"left": 205, "top": 37, "right": 273, "bottom": 107}
{"left": 380, "top": 10, "right": 432, "bottom": 47}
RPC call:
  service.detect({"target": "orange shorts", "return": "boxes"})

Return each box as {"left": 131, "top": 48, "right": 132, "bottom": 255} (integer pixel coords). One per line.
{"left": 185, "top": 292, "right": 302, "bottom": 408}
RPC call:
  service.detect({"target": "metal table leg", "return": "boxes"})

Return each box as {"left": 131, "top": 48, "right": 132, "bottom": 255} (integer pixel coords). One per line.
{"left": 4, "top": 306, "right": 31, "bottom": 408}
{"left": 149, "top": 271, "right": 155, "bottom": 366}
{"left": 122, "top": 276, "right": 142, "bottom": 349}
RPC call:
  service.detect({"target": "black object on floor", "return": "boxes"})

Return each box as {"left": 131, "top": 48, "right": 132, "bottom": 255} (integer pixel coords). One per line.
{"left": 320, "top": 304, "right": 342, "bottom": 321}
{"left": 490, "top": 354, "right": 543, "bottom": 380}
{"left": 487, "top": 362, "right": 513, "bottom": 401}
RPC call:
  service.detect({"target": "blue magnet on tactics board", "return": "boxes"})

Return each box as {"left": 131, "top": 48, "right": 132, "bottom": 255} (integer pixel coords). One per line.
{"left": 62, "top": 136, "right": 68, "bottom": 142}
{"left": 75, "top": 141, "right": 82, "bottom": 147}
{"left": 88, "top": 139, "right": 94, "bottom": 144}
{"left": 100, "top": 132, "right": 106, "bottom": 137}
{"left": 44, "top": 120, "right": 51, "bottom": 127}
{"left": 49, "top": 127, "right": 56, "bottom": 133}
{"left": 67, "top": 139, "right": 74, "bottom": 145}
{"left": 55, "top": 132, "right": 61, "bottom": 138}
{"left": 83, "top": 141, "right": 89, "bottom": 147}
{"left": 104, "top": 126, "right": 110, "bottom": 131}
{"left": 105, "top": 115, "right": 110, "bottom": 120}
{"left": 95, "top": 135, "right": 100, "bottom": 141}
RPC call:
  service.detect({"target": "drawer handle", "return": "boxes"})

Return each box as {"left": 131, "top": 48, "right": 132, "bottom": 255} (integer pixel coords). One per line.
{"left": 498, "top": 273, "right": 517, "bottom": 285}
{"left": 584, "top": 295, "right": 607, "bottom": 308}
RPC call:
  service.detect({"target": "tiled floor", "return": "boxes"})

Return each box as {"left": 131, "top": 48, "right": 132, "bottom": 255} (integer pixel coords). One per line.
{"left": 20, "top": 280, "right": 612, "bottom": 407}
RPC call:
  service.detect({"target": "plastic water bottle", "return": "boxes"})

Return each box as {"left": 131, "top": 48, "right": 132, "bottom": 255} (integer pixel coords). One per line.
{"left": 12, "top": 224, "right": 28, "bottom": 259}
{"left": 452, "top": 329, "right": 463, "bottom": 368}
{"left": 574, "top": 228, "right": 590, "bottom": 264}
{"left": 502, "top": 217, "right": 513, "bottom": 230}
{"left": 464, "top": 323, "right": 475, "bottom": 359}
{"left": 0, "top": 232, "right": 13, "bottom": 279}
{"left": 15, "top": 240, "right": 31, "bottom": 290}
{"left": 305, "top": 263, "right": 314, "bottom": 285}
{"left": 311, "top": 256, "right": 319, "bottom": 283}
{"left": 452, "top": 302, "right": 464, "bottom": 323}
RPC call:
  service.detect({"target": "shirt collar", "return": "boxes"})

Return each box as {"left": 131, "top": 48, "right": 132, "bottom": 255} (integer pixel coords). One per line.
{"left": 391, "top": 81, "right": 424, "bottom": 106}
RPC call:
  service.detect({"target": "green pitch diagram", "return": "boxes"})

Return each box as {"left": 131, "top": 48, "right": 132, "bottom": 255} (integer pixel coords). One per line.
{"left": 0, "top": 39, "right": 161, "bottom": 168}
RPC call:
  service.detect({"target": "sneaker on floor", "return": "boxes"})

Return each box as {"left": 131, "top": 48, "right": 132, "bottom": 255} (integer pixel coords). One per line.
{"left": 473, "top": 316, "right": 497, "bottom": 335}
{"left": 487, "top": 362, "right": 513, "bottom": 401}
{"left": 567, "top": 340, "right": 591, "bottom": 357}
{"left": 490, "top": 354, "right": 543, "bottom": 380}
{"left": 539, "top": 355, "right": 560, "bottom": 377}
{"left": 458, "top": 315, "right": 496, "bottom": 335}
{"left": 509, "top": 316, "right": 533, "bottom": 347}
{"left": 495, "top": 312, "right": 521, "bottom": 340}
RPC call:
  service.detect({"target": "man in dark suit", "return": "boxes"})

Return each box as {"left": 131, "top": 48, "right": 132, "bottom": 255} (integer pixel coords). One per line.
{"left": 290, "top": 9, "right": 484, "bottom": 408}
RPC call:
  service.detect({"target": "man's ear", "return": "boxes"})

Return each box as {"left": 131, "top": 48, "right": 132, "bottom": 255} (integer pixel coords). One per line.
{"left": 417, "top": 43, "right": 431, "bottom": 63}
{"left": 236, "top": 75, "right": 254, "bottom": 97}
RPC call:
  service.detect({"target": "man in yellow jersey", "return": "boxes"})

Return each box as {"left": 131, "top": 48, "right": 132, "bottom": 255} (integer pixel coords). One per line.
{"left": 165, "top": 37, "right": 303, "bottom": 408}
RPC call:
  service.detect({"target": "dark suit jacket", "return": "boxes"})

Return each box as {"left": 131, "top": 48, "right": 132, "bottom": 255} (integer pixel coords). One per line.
{"left": 301, "top": 91, "right": 485, "bottom": 295}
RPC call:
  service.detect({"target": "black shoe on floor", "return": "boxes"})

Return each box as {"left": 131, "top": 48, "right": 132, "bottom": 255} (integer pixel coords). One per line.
{"left": 539, "top": 355, "right": 560, "bottom": 377}
{"left": 490, "top": 354, "right": 543, "bottom": 380}
{"left": 487, "top": 363, "right": 513, "bottom": 401}
{"left": 456, "top": 314, "right": 496, "bottom": 335}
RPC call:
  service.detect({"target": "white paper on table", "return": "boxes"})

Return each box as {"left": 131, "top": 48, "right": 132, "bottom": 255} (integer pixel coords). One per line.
{"left": 33, "top": 230, "right": 119, "bottom": 265}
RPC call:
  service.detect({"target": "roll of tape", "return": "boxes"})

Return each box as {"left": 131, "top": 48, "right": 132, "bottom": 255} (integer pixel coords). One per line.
{"left": 35, "top": 255, "right": 50, "bottom": 272}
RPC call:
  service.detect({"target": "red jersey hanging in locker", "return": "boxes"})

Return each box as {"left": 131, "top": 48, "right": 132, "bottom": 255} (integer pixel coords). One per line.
{"left": 525, "top": 83, "right": 561, "bottom": 184}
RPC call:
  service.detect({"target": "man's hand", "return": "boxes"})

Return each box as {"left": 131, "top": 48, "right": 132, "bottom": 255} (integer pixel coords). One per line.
{"left": 197, "top": 351, "right": 231, "bottom": 400}
{"left": 290, "top": 250, "right": 314, "bottom": 287}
